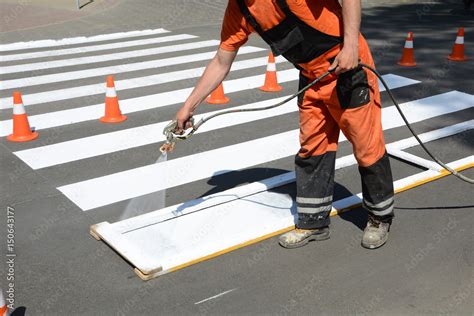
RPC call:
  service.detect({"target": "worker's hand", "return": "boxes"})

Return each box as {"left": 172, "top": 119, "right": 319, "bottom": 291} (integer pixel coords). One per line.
{"left": 329, "top": 45, "right": 359, "bottom": 75}
{"left": 175, "top": 106, "right": 194, "bottom": 135}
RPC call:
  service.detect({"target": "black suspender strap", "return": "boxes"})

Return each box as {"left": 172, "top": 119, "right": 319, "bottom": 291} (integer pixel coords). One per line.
{"left": 236, "top": 0, "right": 265, "bottom": 34}
{"left": 275, "top": 0, "right": 297, "bottom": 19}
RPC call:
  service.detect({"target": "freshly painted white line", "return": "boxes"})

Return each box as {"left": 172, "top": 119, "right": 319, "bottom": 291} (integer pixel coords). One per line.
{"left": 105, "top": 121, "right": 473, "bottom": 233}
{"left": 388, "top": 149, "right": 443, "bottom": 171}
{"left": 0, "top": 29, "right": 170, "bottom": 52}
{"left": 379, "top": 74, "right": 419, "bottom": 90}
{"left": 333, "top": 156, "right": 473, "bottom": 211}
{"left": 0, "top": 45, "right": 263, "bottom": 109}
{"left": 2, "top": 55, "right": 285, "bottom": 100}
{"left": 194, "top": 289, "right": 238, "bottom": 305}
{"left": 0, "top": 68, "right": 298, "bottom": 136}
{"left": 0, "top": 39, "right": 220, "bottom": 75}
{"left": 13, "top": 74, "right": 415, "bottom": 169}
{"left": 386, "top": 120, "right": 474, "bottom": 151}
{"left": 57, "top": 91, "right": 474, "bottom": 211}
{"left": 0, "top": 34, "right": 196, "bottom": 62}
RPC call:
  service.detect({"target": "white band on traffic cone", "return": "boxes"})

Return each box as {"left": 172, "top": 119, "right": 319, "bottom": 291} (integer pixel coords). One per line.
{"left": 266, "top": 63, "right": 276, "bottom": 72}
{"left": 106, "top": 87, "right": 117, "bottom": 98}
{"left": 13, "top": 103, "right": 26, "bottom": 115}
{"left": 455, "top": 36, "right": 464, "bottom": 44}
{"left": 404, "top": 40, "right": 413, "bottom": 49}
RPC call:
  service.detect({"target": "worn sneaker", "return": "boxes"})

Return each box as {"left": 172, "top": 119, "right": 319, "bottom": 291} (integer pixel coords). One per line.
{"left": 361, "top": 214, "right": 391, "bottom": 249}
{"left": 278, "top": 227, "right": 330, "bottom": 249}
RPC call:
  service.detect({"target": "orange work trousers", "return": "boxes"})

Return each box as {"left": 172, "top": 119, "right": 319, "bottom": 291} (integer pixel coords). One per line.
{"left": 295, "top": 37, "right": 394, "bottom": 229}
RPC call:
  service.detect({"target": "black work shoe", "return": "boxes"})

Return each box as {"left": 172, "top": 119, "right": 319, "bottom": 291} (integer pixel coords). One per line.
{"left": 278, "top": 227, "right": 330, "bottom": 249}
{"left": 361, "top": 214, "right": 392, "bottom": 249}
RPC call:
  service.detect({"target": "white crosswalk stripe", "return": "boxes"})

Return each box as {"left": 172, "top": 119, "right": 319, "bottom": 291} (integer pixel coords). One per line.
{"left": 0, "top": 33, "right": 194, "bottom": 62}
{"left": 2, "top": 29, "right": 471, "bottom": 216}
{"left": 0, "top": 46, "right": 264, "bottom": 109}
{"left": 0, "top": 39, "right": 222, "bottom": 75}
{"left": 0, "top": 28, "right": 169, "bottom": 52}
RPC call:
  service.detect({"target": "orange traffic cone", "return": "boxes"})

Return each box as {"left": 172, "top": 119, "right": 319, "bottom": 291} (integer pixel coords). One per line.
{"left": 448, "top": 27, "right": 467, "bottom": 61}
{"left": 206, "top": 83, "right": 230, "bottom": 104}
{"left": 100, "top": 75, "right": 127, "bottom": 123}
{"left": 0, "top": 289, "right": 9, "bottom": 316}
{"left": 398, "top": 32, "right": 416, "bottom": 67}
{"left": 260, "top": 52, "right": 282, "bottom": 92}
{"left": 7, "top": 91, "right": 38, "bottom": 142}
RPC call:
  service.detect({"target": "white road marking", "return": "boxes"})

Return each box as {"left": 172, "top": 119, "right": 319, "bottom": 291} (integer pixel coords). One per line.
{"left": 0, "top": 39, "right": 220, "bottom": 75}
{"left": 13, "top": 74, "right": 416, "bottom": 169}
{"left": 0, "top": 68, "right": 299, "bottom": 136}
{"left": 194, "top": 288, "right": 238, "bottom": 305}
{"left": 0, "top": 34, "right": 196, "bottom": 62}
{"left": 1, "top": 55, "right": 285, "bottom": 100}
{"left": 57, "top": 91, "right": 474, "bottom": 211}
{"left": 0, "top": 45, "right": 263, "bottom": 109}
{"left": 0, "top": 29, "right": 170, "bottom": 52}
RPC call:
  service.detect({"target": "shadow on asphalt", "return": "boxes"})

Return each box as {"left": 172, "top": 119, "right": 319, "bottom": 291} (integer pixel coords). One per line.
{"left": 201, "top": 168, "right": 368, "bottom": 230}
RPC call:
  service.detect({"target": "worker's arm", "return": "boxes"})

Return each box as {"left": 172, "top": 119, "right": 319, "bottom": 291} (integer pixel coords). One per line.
{"left": 329, "top": 0, "right": 361, "bottom": 74}
{"left": 175, "top": 48, "right": 238, "bottom": 132}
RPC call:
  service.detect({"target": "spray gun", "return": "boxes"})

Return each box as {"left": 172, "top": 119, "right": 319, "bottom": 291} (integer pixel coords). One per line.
{"left": 159, "top": 117, "right": 205, "bottom": 153}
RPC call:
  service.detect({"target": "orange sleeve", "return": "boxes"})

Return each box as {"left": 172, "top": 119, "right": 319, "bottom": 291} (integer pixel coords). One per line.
{"left": 220, "top": 0, "right": 253, "bottom": 51}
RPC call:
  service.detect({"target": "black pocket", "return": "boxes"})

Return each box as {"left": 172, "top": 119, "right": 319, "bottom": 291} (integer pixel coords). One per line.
{"left": 336, "top": 66, "right": 370, "bottom": 109}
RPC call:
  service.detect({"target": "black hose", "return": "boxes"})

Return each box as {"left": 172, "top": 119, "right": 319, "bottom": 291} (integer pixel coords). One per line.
{"left": 360, "top": 63, "right": 473, "bottom": 184}
{"left": 191, "top": 65, "right": 473, "bottom": 184}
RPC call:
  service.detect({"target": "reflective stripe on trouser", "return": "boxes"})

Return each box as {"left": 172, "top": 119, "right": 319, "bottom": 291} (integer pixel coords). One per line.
{"left": 359, "top": 152, "right": 395, "bottom": 217}
{"left": 295, "top": 151, "right": 336, "bottom": 229}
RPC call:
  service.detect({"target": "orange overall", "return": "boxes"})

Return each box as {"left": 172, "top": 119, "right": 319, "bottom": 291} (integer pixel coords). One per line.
{"left": 221, "top": 0, "right": 394, "bottom": 229}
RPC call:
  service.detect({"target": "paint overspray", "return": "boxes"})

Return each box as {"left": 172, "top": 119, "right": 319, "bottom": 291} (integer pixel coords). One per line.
{"left": 119, "top": 151, "right": 168, "bottom": 220}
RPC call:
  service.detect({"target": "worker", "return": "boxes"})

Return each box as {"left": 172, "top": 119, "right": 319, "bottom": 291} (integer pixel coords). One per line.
{"left": 174, "top": 0, "right": 395, "bottom": 250}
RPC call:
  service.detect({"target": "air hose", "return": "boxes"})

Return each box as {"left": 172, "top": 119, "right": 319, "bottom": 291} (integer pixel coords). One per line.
{"left": 161, "top": 63, "right": 473, "bottom": 184}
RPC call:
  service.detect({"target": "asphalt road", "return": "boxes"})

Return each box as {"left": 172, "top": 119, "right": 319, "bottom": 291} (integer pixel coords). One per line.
{"left": 0, "top": 0, "right": 473, "bottom": 315}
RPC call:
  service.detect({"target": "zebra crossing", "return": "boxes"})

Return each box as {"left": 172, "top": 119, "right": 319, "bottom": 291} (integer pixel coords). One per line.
{"left": 1, "top": 28, "right": 473, "bottom": 217}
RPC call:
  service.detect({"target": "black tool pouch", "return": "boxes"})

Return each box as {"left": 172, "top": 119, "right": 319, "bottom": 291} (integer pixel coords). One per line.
{"left": 336, "top": 65, "right": 371, "bottom": 109}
